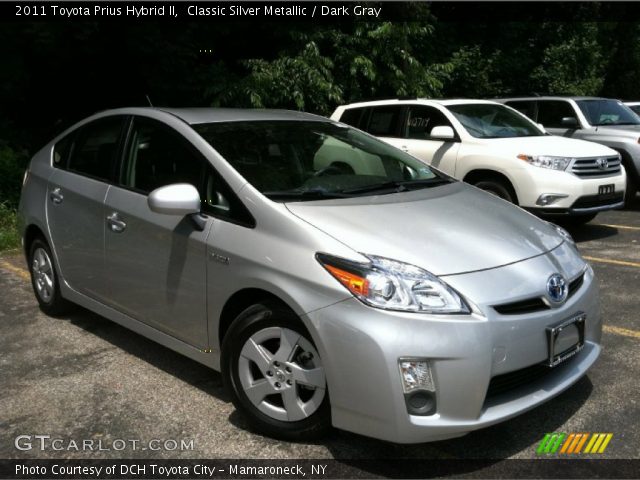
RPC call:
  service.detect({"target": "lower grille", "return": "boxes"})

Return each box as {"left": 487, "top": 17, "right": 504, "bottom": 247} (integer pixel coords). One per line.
{"left": 571, "top": 192, "right": 624, "bottom": 209}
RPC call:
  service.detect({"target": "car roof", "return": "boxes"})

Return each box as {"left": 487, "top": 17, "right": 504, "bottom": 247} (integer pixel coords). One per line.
{"left": 97, "top": 107, "right": 329, "bottom": 125}
{"left": 339, "top": 98, "right": 501, "bottom": 108}
{"left": 498, "top": 96, "right": 610, "bottom": 102}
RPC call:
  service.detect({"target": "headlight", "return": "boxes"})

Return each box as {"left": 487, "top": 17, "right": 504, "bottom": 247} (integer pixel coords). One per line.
{"left": 316, "top": 253, "right": 470, "bottom": 314}
{"left": 518, "top": 154, "right": 572, "bottom": 171}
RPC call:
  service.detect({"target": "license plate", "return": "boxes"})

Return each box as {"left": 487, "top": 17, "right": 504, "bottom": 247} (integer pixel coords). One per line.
{"left": 598, "top": 184, "right": 615, "bottom": 195}
{"left": 546, "top": 313, "right": 586, "bottom": 368}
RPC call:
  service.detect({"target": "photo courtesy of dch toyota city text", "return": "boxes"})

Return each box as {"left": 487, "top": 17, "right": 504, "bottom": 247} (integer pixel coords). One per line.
{"left": 0, "top": 1, "right": 638, "bottom": 479}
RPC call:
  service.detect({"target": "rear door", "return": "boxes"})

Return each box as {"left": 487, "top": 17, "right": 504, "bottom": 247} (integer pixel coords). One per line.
{"left": 103, "top": 116, "right": 210, "bottom": 348}
{"left": 361, "top": 105, "right": 407, "bottom": 151}
{"left": 46, "top": 116, "right": 126, "bottom": 302}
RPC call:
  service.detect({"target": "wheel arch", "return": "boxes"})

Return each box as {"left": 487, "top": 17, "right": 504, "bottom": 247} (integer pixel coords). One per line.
{"left": 462, "top": 169, "right": 520, "bottom": 204}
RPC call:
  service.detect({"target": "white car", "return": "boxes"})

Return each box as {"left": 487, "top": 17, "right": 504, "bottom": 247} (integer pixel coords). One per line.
{"left": 330, "top": 99, "right": 626, "bottom": 224}
{"left": 625, "top": 101, "right": 640, "bottom": 116}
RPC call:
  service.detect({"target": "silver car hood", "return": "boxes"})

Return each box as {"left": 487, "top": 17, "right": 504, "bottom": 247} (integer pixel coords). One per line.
{"left": 285, "top": 182, "right": 563, "bottom": 276}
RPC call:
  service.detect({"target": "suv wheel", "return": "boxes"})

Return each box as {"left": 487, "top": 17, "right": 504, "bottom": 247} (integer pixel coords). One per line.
{"left": 473, "top": 179, "right": 515, "bottom": 203}
{"left": 221, "top": 301, "right": 330, "bottom": 440}
{"left": 28, "top": 238, "right": 71, "bottom": 315}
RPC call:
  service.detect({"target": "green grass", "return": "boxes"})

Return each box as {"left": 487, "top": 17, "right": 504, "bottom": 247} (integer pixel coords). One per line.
{"left": 0, "top": 202, "right": 20, "bottom": 252}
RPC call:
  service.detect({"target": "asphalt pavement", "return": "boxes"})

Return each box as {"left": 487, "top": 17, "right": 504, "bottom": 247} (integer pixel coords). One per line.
{"left": 0, "top": 202, "right": 638, "bottom": 466}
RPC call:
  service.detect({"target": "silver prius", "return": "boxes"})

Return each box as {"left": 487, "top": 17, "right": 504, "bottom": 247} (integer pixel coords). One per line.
{"left": 18, "top": 108, "right": 601, "bottom": 443}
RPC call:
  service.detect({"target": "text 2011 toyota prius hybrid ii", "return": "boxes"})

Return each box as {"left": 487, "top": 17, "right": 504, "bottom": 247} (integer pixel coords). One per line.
{"left": 19, "top": 108, "right": 601, "bottom": 443}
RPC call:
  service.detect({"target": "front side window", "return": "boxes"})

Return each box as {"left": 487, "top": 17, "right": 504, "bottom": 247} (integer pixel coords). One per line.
{"left": 628, "top": 104, "right": 640, "bottom": 116}
{"left": 446, "top": 103, "right": 544, "bottom": 138}
{"left": 121, "top": 117, "right": 204, "bottom": 194}
{"left": 338, "top": 108, "right": 366, "bottom": 129}
{"left": 194, "top": 121, "right": 450, "bottom": 201}
{"left": 68, "top": 117, "right": 124, "bottom": 181}
{"left": 576, "top": 99, "right": 640, "bottom": 126}
{"left": 405, "top": 106, "right": 454, "bottom": 140}
{"left": 536, "top": 101, "right": 577, "bottom": 128}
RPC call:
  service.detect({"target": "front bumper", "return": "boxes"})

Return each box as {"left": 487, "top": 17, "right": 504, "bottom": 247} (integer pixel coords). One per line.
{"left": 304, "top": 243, "right": 601, "bottom": 443}
{"left": 513, "top": 166, "right": 626, "bottom": 215}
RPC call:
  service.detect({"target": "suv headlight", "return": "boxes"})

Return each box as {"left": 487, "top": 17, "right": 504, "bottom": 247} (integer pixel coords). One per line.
{"left": 518, "top": 154, "right": 573, "bottom": 171}
{"left": 317, "top": 253, "right": 470, "bottom": 314}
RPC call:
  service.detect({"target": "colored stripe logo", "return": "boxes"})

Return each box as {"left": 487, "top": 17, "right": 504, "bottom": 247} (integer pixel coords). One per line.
{"left": 537, "top": 433, "right": 613, "bottom": 454}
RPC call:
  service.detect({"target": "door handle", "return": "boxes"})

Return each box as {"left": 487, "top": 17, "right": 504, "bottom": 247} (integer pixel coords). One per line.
{"left": 106, "top": 212, "right": 127, "bottom": 233}
{"left": 50, "top": 188, "right": 64, "bottom": 204}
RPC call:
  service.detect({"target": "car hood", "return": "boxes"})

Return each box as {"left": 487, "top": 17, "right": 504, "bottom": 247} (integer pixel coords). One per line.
{"left": 481, "top": 135, "right": 616, "bottom": 157}
{"left": 285, "top": 182, "right": 563, "bottom": 276}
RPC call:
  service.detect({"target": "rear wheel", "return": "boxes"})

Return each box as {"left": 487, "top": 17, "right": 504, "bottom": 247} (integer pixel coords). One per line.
{"left": 473, "top": 179, "right": 516, "bottom": 204}
{"left": 28, "top": 238, "right": 71, "bottom": 316}
{"left": 221, "top": 301, "right": 330, "bottom": 440}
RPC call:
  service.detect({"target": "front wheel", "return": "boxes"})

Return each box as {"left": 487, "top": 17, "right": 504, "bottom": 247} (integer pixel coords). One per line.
{"left": 473, "top": 179, "right": 516, "bottom": 204}
{"left": 221, "top": 302, "right": 330, "bottom": 440}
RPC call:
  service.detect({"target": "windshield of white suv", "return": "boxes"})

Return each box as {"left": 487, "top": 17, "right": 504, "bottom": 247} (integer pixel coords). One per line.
{"left": 446, "top": 103, "right": 544, "bottom": 138}
{"left": 576, "top": 99, "right": 640, "bottom": 126}
{"left": 194, "top": 121, "right": 451, "bottom": 201}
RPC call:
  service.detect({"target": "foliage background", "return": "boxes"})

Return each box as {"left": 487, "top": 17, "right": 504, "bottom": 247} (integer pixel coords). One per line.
{"left": 1, "top": 3, "right": 640, "bottom": 249}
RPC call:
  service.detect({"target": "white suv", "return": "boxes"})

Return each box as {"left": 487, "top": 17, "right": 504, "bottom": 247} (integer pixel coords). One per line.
{"left": 331, "top": 99, "right": 626, "bottom": 224}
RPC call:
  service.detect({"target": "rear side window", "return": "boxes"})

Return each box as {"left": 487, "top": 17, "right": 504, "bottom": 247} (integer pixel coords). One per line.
{"left": 364, "top": 106, "right": 403, "bottom": 137}
{"left": 68, "top": 117, "right": 124, "bottom": 181}
{"left": 338, "top": 108, "right": 365, "bottom": 128}
{"left": 505, "top": 101, "right": 537, "bottom": 121}
{"left": 537, "top": 101, "right": 577, "bottom": 128}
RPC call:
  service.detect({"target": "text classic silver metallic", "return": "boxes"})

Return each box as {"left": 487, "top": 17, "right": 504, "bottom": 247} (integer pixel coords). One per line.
{"left": 18, "top": 108, "right": 602, "bottom": 443}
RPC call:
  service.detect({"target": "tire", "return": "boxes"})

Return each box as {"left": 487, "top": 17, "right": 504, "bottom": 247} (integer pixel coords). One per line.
{"left": 221, "top": 301, "right": 330, "bottom": 441}
{"left": 473, "top": 179, "right": 516, "bottom": 204}
{"left": 624, "top": 175, "right": 638, "bottom": 208}
{"left": 28, "top": 238, "right": 71, "bottom": 316}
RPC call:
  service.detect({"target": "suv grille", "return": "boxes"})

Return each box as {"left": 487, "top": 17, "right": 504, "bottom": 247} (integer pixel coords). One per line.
{"left": 493, "top": 272, "right": 585, "bottom": 315}
{"left": 570, "top": 156, "right": 621, "bottom": 178}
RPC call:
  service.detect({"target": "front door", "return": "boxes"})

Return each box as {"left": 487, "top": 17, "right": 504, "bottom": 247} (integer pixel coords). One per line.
{"left": 400, "top": 105, "right": 461, "bottom": 176}
{"left": 103, "top": 116, "right": 210, "bottom": 348}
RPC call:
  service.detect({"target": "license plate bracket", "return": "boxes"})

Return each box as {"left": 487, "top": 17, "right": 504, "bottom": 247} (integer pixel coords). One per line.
{"left": 546, "top": 313, "right": 586, "bottom": 368}
{"left": 598, "top": 184, "right": 615, "bottom": 196}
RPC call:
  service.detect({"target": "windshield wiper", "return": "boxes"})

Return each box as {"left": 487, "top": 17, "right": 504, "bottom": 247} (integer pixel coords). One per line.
{"left": 263, "top": 189, "right": 350, "bottom": 200}
{"left": 340, "top": 178, "right": 451, "bottom": 195}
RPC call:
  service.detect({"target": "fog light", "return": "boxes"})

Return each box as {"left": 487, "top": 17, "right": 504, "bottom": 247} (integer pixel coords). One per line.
{"left": 405, "top": 390, "right": 437, "bottom": 416}
{"left": 398, "top": 358, "right": 435, "bottom": 393}
{"left": 536, "top": 194, "right": 568, "bottom": 206}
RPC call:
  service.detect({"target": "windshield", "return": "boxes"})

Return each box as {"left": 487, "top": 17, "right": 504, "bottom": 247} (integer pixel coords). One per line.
{"left": 194, "top": 121, "right": 450, "bottom": 201}
{"left": 446, "top": 103, "right": 544, "bottom": 138}
{"left": 576, "top": 99, "right": 640, "bottom": 126}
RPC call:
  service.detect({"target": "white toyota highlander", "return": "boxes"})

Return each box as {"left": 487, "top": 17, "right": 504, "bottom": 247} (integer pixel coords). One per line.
{"left": 331, "top": 99, "right": 626, "bottom": 224}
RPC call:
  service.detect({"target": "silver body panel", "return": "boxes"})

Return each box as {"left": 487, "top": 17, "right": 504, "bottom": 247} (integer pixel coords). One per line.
{"left": 18, "top": 107, "right": 602, "bottom": 443}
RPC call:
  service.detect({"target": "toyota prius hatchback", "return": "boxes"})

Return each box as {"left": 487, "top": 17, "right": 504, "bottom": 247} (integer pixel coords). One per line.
{"left": 19, "top": 108, "right": 602, "bottom": 443}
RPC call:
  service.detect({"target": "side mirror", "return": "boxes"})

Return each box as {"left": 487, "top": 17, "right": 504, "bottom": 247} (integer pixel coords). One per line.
{"left": 430, "top": 125, "right": 455, "bottom": 140}
{"left": 560, "top": 117, "right": 579, "bottom": 128}
{"left": 148, "top": 183, "right": 201, "bottom": 216}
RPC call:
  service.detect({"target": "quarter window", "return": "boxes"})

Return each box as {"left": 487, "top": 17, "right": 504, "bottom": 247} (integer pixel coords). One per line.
{"left": 68, "top": 117, "right": 124, "bottom": 181}
{"left": 536, "top": 101, "right": 577, "bottom": 128}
